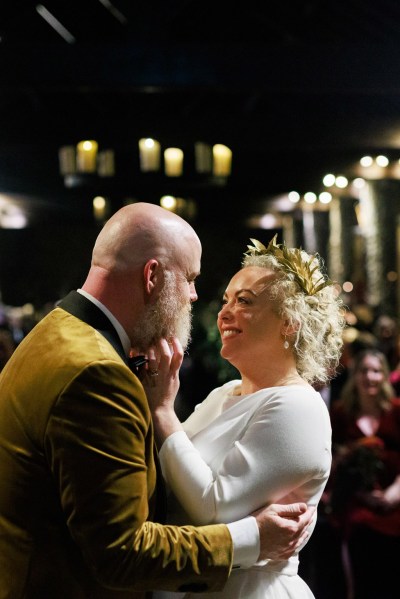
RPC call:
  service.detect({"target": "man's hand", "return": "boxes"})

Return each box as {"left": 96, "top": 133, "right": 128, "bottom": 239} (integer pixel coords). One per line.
{"left": 253, "top": 503, "right": 315, "bottom": 561}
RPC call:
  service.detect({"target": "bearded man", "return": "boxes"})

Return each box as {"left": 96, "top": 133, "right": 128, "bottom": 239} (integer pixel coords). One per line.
{"left": 0, "top": 202, "right": 313, "bottom": 598}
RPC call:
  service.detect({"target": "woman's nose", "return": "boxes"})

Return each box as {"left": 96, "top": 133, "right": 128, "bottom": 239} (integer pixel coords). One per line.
{"left": 218, "top": 304, "right": 231, "bottom": 319}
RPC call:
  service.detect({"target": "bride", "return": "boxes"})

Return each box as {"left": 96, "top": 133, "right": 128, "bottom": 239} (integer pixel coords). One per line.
{"left": 144, "top": 236, "right": 345, "bottom": 598}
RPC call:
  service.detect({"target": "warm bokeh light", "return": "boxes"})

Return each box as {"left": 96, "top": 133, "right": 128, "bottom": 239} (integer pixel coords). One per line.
{"left": 319, "top": 191, "right": 332, "bottom": 204}
{"left": 323, "top": 173, "right": 336, "bottom": 187}
{"left": 92, "top": 196, "right": 107, "bottom": 221}
{"left": 387, "top": 271, "right": 398, "bottom": 282}
{"left": 376, "top": 155, "right": 389, "bottom": 167}
{"left": 353, "top": 177, "right": 366, "bottom": 189}
{"left": 82, "top": 141, "right": 93, "bottom": 151}
{"left": 288, "top": 191, "right": 300, "bottom": 203}
{"left": 342, "top": 281, "right": 354, "bottom": 292}
{"left": 335, "top": 175, "right": 348, "bottom": 188}
{"left": 76, "top": 140, "right": 98, "bottom": 173}
{"left": 93, "top": 196, "right": 106, "bottom": 210}
{"left": 259, "top": 213, "right": 279, "bottom": 229}
{"left": 212, "top": 144, "right": 232, "bottom": 176}
{"left": 360, "top": 155, "right": 373, "bottom": 167}
{"left": 345, "top": 313, "right": 359, "bottom": 327}
{"left": 0, "top": 194, "right": 28, "bottom": 229}
{"left": 160, "top": 195, "right": 177, "bottom": 210}
{"left": 164, "top": 148, "right": 184, "bottom": 177}
{"left": 304, "top": 192, "right": 317, "bottom": 204}
{"left": 138, "top": 138, "right": 161, "bottom": 172}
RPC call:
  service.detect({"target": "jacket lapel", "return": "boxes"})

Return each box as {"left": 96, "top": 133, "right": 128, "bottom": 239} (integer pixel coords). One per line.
{"left": 58, "top": 290, "right": 168, "bottom": 523}
{"left": 58, "top": 290, "right": 126, "bottom": 363}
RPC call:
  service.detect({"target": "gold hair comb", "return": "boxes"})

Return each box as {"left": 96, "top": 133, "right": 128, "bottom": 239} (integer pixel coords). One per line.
{"left": 244, "top": 235, "right": 333, "bottom": 296}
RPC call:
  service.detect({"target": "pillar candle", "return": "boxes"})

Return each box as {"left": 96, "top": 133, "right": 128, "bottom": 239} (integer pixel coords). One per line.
{"left": 93, "top": 196, "right": 108, "bottom": 222}
{"left": 98, "top": 149, "right": 115, "bottom": 177}
{"left": 139, "top": 138, "right": 161, "bottom": 171}
{"left": 58, "top": 145, "right": 76, "bottom": 175}
{"left": 194, "top": 142, "right": 212, "bottom": 173}
{"left": 213, "top": 144, "right": 232, "bottom": 176}
{"left": 76, "top": 140, "right": 98, "bottom": 173}
{"left": 164, "top": 147, "right": 184, "bottom": 177}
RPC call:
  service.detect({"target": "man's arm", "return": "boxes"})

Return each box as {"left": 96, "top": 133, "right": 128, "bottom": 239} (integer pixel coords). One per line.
{"left": 49, "top": 361, "right": 312, "bottom": 592}
{"left": 255, "top": 502, "right": 314, "bottom": 560}
{"left": 227, "top": 503, "right": 313, "bottom": 568}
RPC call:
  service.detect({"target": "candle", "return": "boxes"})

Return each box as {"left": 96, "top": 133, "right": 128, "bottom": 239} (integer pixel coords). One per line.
{"left": 58, "top": 145, "right": 76, "bottom": 175}
{"left": 93, "top": 196, "right": 108, "bottom": 222}
{"left": 194, "top": 142, "right": 212, "bottom": 173}
{"left": 76, "top": 140, "right": 98, "bottom": 173}
{"left": 98, "top": 149, "right": 115, "bottom": 177}
{"left": 212, "top": 144, "right": 232, "bottom": 177}
{"left": 160, "top": 195, "right": 178, "bottom": 211}
{"left": 164, "top": 147, "right": 184, "bottom": 177}
{"left": 139, "top": 138, "right": 161, "bottom": 172}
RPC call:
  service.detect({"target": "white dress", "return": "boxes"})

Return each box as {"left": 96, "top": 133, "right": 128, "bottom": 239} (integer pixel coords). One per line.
{"left": 154, "top": 381, "right": 332, "bottom": 598}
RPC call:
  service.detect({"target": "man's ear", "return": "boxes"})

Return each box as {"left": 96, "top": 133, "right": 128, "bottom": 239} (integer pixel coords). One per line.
{"left": 143, "top": 259, "right": 161, "bottom": 295}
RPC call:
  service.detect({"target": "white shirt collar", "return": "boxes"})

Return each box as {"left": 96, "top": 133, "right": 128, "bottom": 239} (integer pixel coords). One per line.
{"left": 77, "top": 289, "right": 131, "bottom": 357}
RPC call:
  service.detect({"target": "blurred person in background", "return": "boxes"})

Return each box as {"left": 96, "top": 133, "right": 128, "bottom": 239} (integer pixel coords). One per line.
{"left": 329, "top": 348, "right": 400, "bottom": 599}
{"left": 373, "top": 314, "right": 399, "bottom": 371}
{"left": 0, "top": 328, "right": 16, "bottom": 372}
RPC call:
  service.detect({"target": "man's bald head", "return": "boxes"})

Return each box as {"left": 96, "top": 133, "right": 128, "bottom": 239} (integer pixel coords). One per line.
{"left": 92, "top": 202, "right": 201, "bottom": 273}
{"left": 82, "top": 202, "right": 201, "bottom": 348}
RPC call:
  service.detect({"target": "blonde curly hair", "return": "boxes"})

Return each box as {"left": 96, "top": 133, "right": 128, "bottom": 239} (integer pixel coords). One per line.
{"left": 242, "top": 248, "right": 345, "bottom": 384}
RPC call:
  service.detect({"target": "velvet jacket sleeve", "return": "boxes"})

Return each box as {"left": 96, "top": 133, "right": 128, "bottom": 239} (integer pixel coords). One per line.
{"left": 0, "top": 307, "right": 233, "bottom": 597}
{"left": 45, "top": 360, "right": 232, "bottom": 593}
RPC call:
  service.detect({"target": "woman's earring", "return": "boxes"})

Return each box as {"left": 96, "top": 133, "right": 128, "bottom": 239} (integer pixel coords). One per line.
{"left": 283, "top": 337, "right": 289, "bottom": 349}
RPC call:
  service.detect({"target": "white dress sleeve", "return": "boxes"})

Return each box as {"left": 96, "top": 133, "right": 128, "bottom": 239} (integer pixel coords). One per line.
{"left": 158, "top": 385, "right": 331, "bottom": 525}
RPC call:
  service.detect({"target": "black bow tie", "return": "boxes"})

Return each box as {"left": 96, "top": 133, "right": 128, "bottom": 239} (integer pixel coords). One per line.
{"left": 128, "top": 355, "right": 148, "bottom": 374}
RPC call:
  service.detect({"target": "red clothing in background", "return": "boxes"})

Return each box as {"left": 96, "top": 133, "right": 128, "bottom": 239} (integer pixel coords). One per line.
{"left": 330, "top": 398, "right": 400, "bottom": 536}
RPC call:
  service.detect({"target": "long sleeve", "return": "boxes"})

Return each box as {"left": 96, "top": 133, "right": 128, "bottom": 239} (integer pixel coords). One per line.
{"left": 0, "top": 307, "right": 233, "bottom": 597}
{"left": 45, "top": 360, "right": 232, "bottom": 592}
{"left": 159, "top": 385, "right": 331, "bottom": 526}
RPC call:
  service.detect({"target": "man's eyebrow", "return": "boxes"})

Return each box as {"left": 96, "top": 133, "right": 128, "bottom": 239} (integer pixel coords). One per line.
{"left": 188, "top": 271, "right": 201, "bottom": 279}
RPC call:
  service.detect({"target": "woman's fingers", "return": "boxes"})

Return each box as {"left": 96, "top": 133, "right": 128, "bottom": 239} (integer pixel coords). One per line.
{"left": 170, "top": 337, "right": 184, "bottom": 373}
{"left": 156, "top": 337, "right": 184, "bottom": 375}
{"left": 146, "top": 346, "right": 158, "bottom": 375}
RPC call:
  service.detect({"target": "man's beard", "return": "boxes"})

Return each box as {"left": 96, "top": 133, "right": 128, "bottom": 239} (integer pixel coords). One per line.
{"left": 131, "top": 271, "right": 192, "bottom": 353}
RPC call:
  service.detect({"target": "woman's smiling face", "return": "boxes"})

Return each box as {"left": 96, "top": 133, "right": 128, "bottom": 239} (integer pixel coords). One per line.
{"left": 217, "top": 266, "right": 284, "bottom": 367}
{"left": 354, "top": 354, "right": 386, "bottom": 400}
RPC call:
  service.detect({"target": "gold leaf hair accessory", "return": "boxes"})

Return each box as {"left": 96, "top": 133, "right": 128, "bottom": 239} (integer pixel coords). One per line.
{"left": 244, "top": 235, "right": 333, "bottom": 296}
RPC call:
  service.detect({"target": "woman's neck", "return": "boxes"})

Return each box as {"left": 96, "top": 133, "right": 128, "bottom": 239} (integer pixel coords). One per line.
{"left": 240, "top": 366, "right": 307, "bottom": 395}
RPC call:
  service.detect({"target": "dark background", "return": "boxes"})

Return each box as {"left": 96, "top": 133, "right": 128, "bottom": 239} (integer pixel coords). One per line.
{"left": 2, "top": 0, "right": 400, "bottom": 306}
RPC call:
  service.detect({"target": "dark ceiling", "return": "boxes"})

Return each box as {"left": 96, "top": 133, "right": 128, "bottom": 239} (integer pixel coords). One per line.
{"left": 2, "top": 0, "right": 400, "bottom": 225}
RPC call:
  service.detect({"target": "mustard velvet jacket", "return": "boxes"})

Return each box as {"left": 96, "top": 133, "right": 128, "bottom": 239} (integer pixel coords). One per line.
{"left": 0, "top": 292, "right": 232, "bottom": 598}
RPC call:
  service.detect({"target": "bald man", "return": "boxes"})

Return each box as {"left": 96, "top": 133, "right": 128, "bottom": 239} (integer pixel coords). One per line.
{"left": 0, "top": 203, "right": 313, "bottom": 598}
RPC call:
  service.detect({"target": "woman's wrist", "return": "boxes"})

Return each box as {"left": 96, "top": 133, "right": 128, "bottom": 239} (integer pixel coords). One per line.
{"left": 151, "top": 407, "right": 182, "bottom": 446}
